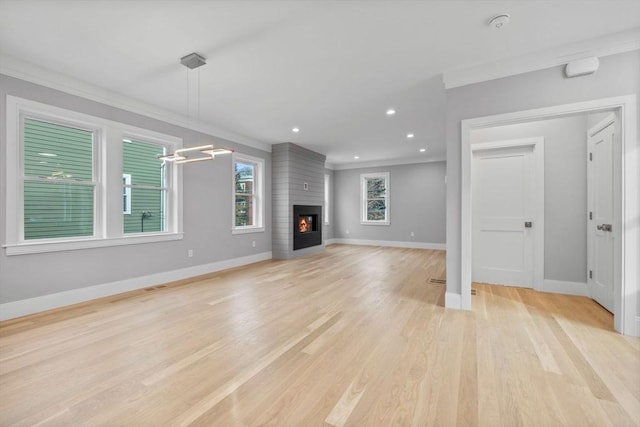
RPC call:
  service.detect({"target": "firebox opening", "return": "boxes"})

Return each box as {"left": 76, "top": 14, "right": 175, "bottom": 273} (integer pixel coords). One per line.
{"left": 293, "top": 205, "right": 322, "bottom": 251}
{"left": 298, "top": 215, "right": 317, "bottom": 233}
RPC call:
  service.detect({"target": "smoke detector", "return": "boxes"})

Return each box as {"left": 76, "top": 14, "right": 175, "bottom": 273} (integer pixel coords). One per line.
{"left": 489, "top": 14, "right": 510, "bottom": 29}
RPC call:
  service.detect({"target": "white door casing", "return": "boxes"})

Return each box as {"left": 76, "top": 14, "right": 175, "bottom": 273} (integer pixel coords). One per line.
{"left": 471, "top": 138, "right": 544, "bottom": 289}
{"left": 458, "top": 95, "right": 638, "bottom": 336}
{"left": 588, "top": 114, "right": 616, "bottom": 313}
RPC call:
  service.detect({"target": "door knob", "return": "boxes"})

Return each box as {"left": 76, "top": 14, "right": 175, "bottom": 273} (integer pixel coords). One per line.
{"left": 524, "top": 221, "right": 532, "bottom": 228}
{"left": 597, "top": 224, "right": 612, "bottom": 232}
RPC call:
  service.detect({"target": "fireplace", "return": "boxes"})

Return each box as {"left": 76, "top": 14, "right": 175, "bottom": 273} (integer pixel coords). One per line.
{"left": 293, "top": 205, "right": 322, "bottom": 250}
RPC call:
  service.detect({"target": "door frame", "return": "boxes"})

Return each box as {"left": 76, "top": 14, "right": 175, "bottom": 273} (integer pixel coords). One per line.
{"left": 471, "top": 137, "right": 544, "bottom": 290}
{"left": 459, "top": 95, "right": 638, "bottom": 336}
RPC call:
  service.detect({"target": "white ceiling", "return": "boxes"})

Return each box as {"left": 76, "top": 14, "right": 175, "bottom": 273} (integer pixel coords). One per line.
{"left": 1, "top": 1, "right": 639, "bottom": 165}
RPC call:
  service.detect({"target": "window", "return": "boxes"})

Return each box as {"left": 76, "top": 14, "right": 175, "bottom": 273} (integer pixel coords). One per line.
{"left": 5, "top": 96, "right": 183, "bottom": 255}
{"left": 361, "top": 172, "right": 390, "bottom": 225}
{"left": 122, "top": 139, "right": 167, "bottom": 234}
{"left": 22, "top": 118, "right": 96, "bottom": 240}
{"left": 324, "top": 173, "right": 330, "bottom": 224}
{"left": 232, "top": 153, "right": 264, "bottom": 234}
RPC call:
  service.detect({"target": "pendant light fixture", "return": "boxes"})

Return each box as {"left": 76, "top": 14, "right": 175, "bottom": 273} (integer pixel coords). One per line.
{"left": 159, "top": 52, "right": 233, "bottom": 164}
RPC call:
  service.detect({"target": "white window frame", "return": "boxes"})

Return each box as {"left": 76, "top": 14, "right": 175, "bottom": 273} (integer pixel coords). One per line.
{"left": 324, "top": 173, "right": 330, "bottom": 225}
{"left": 360, "top": 172, "right": 390, "bottom": 225}
{"left": 123, "top": 173, "right": 132, "bottom": 214}
{"left": 4, "top": 95, "right": 183, "bottom": 256}
{"left": 121, "top": 137, "right": 170, "bottom": 235}
{"left": 232, "top": 153, "right": 265, "bottom": 234}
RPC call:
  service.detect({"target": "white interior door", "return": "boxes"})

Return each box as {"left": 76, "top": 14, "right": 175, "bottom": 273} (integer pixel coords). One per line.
{"left": 588, "top": 116, "right": 615, "bottom": 312}
{"left": 472, "top": 143, "right": 538, "bottom": 287}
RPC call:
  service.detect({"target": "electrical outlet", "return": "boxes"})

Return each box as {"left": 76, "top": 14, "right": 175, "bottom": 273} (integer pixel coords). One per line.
{"left": 410, "top": 231, "right": 415, "bottom": 237}
{"left": 188, "top": 249, "right": 194, "bottom": 258}
{"left": 252, "top": 241, "right": 256, "bottom": 247}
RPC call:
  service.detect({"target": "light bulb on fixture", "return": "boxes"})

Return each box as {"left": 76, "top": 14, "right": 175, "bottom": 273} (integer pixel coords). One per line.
{"left": 386, "top": 109, "right": 396, "bottom": 116}
{"left": 407, "top": 133, "right": 415, "bottom": 139}
{"left": 292, "top": 127, "right": 300, "bottom": 133}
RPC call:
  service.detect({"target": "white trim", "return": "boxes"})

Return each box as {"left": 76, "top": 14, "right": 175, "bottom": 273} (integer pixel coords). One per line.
{"left": 329, "top": 238, "right": 445, "bottom": 250}
{"left": 331, "top": 155, "right": 445, "bottom": 171}
{"left": 0, "top": 251, "right": 272, "bottom": 321}
{"left": 4, "top": 233, "right": 184, "bottom": 256}
{"left": 542, "top": 280, "right": 589, "bottom": 297}
{"left": 445, "top": 292, "right": 462, "bottom": 309}
{"left": 5, "top": 95, "right": 184, "bottom": 254}
{"left": 443, "top": 28, "right": 640, "bottom": 88}
{"left": 0, "top": 54, "right": 270, "bottom": 153}
{"left": 232, "top": 153, "right": 265, "bottom": 233}
{"left": 459, "top": 95, "right": 638, "bottom": 336}
{"left": 360, "top": 172, "right": 390, "bottom": 225}
{"left": 470, "top": 137, "right": 544, "bottom": 292}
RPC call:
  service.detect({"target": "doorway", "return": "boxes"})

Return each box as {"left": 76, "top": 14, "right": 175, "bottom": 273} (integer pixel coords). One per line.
{"left": 460, "top": 95, "right": 639, "bottom": 336}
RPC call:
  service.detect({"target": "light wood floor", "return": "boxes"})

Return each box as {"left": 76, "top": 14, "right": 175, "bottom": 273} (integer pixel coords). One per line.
{"left": 1, "top": 245, "right": 638, "bottom": 426}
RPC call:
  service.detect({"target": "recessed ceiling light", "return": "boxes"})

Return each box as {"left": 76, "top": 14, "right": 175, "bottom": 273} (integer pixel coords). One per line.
{"left": 386, "top": 109, "right": 396, "bottom": 116}
{"left": 292, "top": 127, "right": 300, "bottom": 133}
{"left": 419, "top": 148, "right": 426, "bottom": 153}
{"left": 407, "top": 133, "right": 415, "bottom": 139}
{"left": 354, "top": 156, "right": 360, "bottom": 160}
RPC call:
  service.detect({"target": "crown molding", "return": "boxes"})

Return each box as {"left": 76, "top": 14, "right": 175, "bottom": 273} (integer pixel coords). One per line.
{"left": 443, "top": 27, "right": 640, "bottom": 89}
{"left": 0, "top": 54, "right": 271, "bottom": 153}
{"left": 329, "top": 154, "right": 445, "bottom": 171}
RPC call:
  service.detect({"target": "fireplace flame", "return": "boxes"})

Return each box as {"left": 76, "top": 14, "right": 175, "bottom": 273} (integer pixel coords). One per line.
{"left": 299, "top": 217, "right": 310, "bottom": 233}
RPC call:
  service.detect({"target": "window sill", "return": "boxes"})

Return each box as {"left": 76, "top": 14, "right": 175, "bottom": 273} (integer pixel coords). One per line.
{"left": 360, "top": 221, "right": 390, "bottom": 226}
{"left": 232, "top": 226, "right": 265, "bottom": 235}
{"left": 3, "top": 232, "right": 184, "bottom": 256}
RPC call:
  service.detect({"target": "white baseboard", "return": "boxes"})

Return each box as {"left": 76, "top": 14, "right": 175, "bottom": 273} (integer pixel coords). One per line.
{"left": 327, "top": 238, "right": 445, "bottom": 250}
{"left": 542, "top": 279, "right": 589, "bottom": 297}
{"left": 445, "top": 292, "right": 461, "bottom": 309}
{"left": 0, "top": 251, "right": 272, "bottom": 321}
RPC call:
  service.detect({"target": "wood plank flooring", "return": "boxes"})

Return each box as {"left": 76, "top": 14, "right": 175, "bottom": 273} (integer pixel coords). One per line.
{"left": 1, "top": 245, "right": 638, "bottom": 426}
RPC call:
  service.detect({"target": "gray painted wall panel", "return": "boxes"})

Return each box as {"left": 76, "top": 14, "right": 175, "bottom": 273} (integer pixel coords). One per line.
{"left": 471, "top": 115, "right": 589, "bottom": 283}
{"left": 446, "top": 49, "right": 640, "bottom": 296}
{"left": 333, "top": 162, "right": 446, "bottom": 244}
{"left": 0, "top": 74, "right": 272, "bottom": 303}
{"left": 271, "top": 143, "right": 326, "bottom": 259}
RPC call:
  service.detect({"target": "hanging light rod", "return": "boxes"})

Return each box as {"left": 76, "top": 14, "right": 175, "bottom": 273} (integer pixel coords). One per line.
{"left": 159, "top": 144, "right": 233, "bottom": 164}
{"left": 159, "top": 52, "right": 234, "bottom": 165}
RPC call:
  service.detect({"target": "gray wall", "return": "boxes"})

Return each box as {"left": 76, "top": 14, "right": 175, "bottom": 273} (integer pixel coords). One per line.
{"left": 271, "top": 143, "right": 326, "bottom": 259}
{"left": 0, "top": 74, "right": 272, "bottom": 304}
{"left": 471, "top": 115, "right": 588, "bottom": 283}
{"left": 446, "top": 49, "right": 640, "bottom": 297}
{"left": 333, "top": 161, "right": 446, "bottom": 244}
